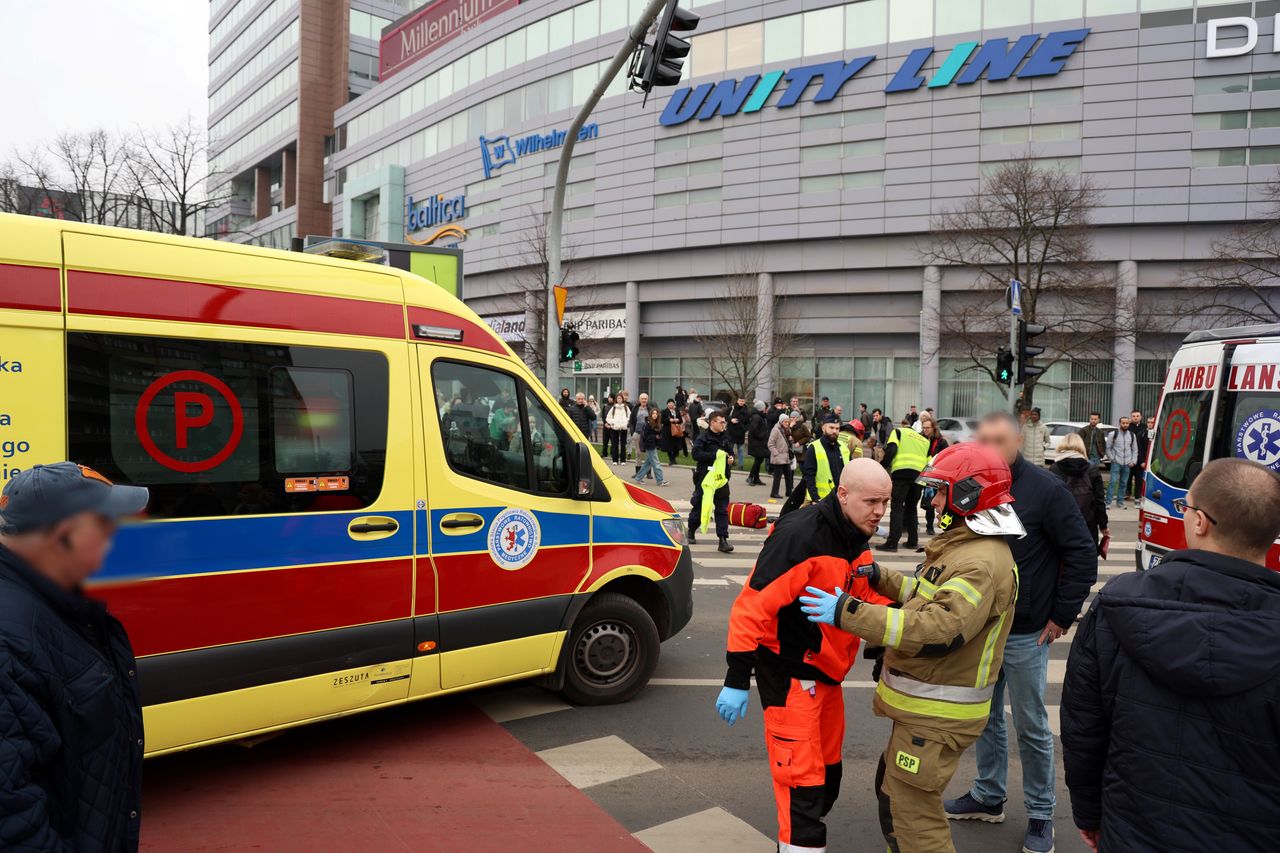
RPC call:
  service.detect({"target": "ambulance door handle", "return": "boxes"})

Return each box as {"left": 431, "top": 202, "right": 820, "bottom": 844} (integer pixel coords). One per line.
{"left": 439, "top": 512, "right": 484, "bottom": 535}
{"left": 348, "top": 516, "right": 399, "bottom": 540}
{"left": 1150, "top": 489, "right": 1162, "bottom": 500}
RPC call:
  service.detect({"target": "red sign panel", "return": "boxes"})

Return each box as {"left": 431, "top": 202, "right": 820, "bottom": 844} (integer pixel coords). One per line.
{"left": 134, "top": 371, "right": 244, "bottom": 474}
{"left": 379, "top": 0, "right": 521, "bottom": 80}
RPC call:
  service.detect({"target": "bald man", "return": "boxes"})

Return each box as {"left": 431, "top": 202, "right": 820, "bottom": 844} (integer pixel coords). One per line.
{"left": 717, "top": 459, "right": 894, "bottom": 852}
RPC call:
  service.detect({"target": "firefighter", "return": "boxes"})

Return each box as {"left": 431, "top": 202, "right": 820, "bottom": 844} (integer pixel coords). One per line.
{"left": 837, "top": 420, "right": 865, "bottom": 459}
{"left": 715, "top": 458, "right": 894, "bottom": 853}
{"left": 799, "top": 443, "right": 1021, "bottom": 853}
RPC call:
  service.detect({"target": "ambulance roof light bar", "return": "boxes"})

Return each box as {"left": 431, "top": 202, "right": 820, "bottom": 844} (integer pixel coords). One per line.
{"left": 301, "top": 238, "right": 389, "bottom": 264}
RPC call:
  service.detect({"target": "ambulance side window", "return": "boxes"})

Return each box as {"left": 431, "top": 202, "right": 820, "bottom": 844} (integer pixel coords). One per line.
{"left": 66, "top": 332, "right": 388, "bottom": 519}
{"left": 524, "top": 389, "right": 569, "bottom": 496}
{"left": 1150, "top": 390, "right": 1212, "bottom": 490}
{"left": 433, "top": 361, "right": 529, "bottom": 491}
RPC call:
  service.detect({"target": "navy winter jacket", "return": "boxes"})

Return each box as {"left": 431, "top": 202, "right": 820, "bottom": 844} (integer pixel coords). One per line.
{"left": 1061, "top": 549, "right": 1280, "bottom": 852}
{"left": 1007, "top": 454, "right": 1098, "bottom": 634}
{"left": 0, "top": 544, "right": 144, "bottom": 852}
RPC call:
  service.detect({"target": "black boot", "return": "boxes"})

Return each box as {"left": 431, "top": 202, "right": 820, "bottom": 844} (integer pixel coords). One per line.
{"left": 718, "top": 536, "right": 734, "bottom": 553}
{"left": 688, "top": 528, "right": 697, "bottom": 545}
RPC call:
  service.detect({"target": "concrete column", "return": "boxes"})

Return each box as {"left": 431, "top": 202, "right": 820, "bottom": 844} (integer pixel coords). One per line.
{"left": 253, "top": 166, "right": 271, "bottom": 220}
{"left": 282, "top": 148, "right": 297, "bottom": 209}
{"left": 624, "top": 280, "right": 640, "bottom": 395}
{"left": 755, "top": 272, "right": 775, "bottom": 404}
{"left": 1112, "top": 260, "right": 1138, "bottom": 421}
{"left": 920, "top": 265, "right": 942, "bottom": 412}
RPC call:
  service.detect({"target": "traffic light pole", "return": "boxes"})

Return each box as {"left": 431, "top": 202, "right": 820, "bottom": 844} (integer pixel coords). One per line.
{"left": 545, "top": 0, "right": 670, "bottom": 392}
{"left": 1008, "top": 309, "right": 1018, "bottom": 414}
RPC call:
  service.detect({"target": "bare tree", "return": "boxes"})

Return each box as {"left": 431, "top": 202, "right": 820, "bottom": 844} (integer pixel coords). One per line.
{"left": 1179, "top": 175, "right": 1280, "bottom": 325}
{"left": 694, "top": 255, "right": 797, "bottom": 401}
{"left": 12, "top": 129, "right": 134, "bottom": 226}
{"left": 923, "top": 155, "right": 1136, "bottom": 407}
{"left": 125, "top": 115, "right": 230, "bottom": 236}
{"left": 503, "top": 207, "right": 599, "bottom": 373}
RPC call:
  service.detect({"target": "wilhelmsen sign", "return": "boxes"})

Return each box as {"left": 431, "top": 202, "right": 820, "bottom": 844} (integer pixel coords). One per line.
{"left": 660, "top": 28, "right": 1090, "bottom": 127}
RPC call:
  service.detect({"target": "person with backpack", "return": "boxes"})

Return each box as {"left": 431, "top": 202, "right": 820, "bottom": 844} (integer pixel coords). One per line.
{"left": 1050, "top": 432, "right": 1109, "bottom": 551}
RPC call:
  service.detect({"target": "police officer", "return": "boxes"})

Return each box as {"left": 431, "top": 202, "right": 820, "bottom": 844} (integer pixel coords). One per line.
{"left": 717, "top": 459, "right": 894, "bottom": 853}
{"left": 801, "top": 443, "right": 1021, "bottom": 853}
{"left": 879, "top": 419, "right": 932, "bottom": 552}
{"left": 688, "top": 410, "right": 734, "bottom": 553}
{"left": 803, "top": 415, "right": 850, "bottom": 503}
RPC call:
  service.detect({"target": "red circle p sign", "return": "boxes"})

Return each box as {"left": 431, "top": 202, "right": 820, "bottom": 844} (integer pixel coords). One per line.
{"left": 134, "top": 370, "right": 244, "bottom": 473}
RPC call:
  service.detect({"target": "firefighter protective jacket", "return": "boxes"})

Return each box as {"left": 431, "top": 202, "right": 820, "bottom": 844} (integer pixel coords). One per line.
{"left": 725, "top": 494, "right": 892, "bottom": 689}
{"left": 836, "top": 522, "right": 1018, "bottom": 738}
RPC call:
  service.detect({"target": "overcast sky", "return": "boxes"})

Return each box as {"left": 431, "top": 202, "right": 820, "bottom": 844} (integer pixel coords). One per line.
{"left": 0, "top": 1, "right": 208, "bottom": 153}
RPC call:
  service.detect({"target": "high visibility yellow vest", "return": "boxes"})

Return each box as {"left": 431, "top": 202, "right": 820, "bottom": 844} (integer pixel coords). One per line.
{"left": 814, "top": 441, "right": 852, "bottom": 499}
{"left": 888, "top": 428, "right": 930, "bottom": 474}
{"left": 698, "top": 449, "right": 729, "bottom": 534}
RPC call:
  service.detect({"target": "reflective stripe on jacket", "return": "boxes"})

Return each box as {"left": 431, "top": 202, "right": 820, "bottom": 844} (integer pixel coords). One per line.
{"left": 837, "top": 524, "right": 1018, "bottom": 736}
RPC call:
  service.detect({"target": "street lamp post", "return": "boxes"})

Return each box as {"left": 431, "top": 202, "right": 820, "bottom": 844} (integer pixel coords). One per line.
{"left": 544, "top": 0, "right": 670, "bottom": 392}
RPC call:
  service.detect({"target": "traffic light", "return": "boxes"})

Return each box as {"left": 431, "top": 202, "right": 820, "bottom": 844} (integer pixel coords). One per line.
{"left": 996, "top": 347, "right": 1014, "bottom": 386}
{"left": 1017, "top": 320, "right": 1047, "bottom": 383}
{"left": 559, "top": 327, "right": 580, "bottom": 363}
{"left": 632, "top": 0, "right": 699, "bottom": 94}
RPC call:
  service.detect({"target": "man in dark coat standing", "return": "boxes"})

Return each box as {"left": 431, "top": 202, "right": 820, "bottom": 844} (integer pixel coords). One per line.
{"left": 746, "top": 401, "right": 771, "bottom": 486}
{"left": 0, "top": 463, "right": 150, "bottom": 852}
{"left": 726, "top": 396, "right": 751, "bottom": 470}
{"left": 688, "top": 411, "right": 735, "bottom": 552}
{"left": 1062, "top": 458, "right": 1280, "bottom": 853}
{"left": 1126, "top": 407, "right": 1149, "bottom": 503}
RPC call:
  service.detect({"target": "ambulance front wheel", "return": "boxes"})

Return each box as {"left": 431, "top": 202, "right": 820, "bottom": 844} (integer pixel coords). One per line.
{"left": 560, "top": 592, "right": 660, "bottom": 705}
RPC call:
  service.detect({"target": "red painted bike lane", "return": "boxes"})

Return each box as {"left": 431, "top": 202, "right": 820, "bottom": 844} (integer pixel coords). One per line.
{"left": 140, "top": 697, "right": 647, "bottom": 852}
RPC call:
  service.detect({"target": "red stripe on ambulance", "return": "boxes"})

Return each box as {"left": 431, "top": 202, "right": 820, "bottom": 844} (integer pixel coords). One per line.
{"left": 0, "top": 264, "right": 60, "bottom": 311}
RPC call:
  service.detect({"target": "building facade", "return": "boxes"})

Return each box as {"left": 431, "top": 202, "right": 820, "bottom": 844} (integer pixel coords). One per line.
{"left": 316, "top": 0, "right": 1279, "bottom": 420}
{"left": 205, "top": 0, "right": 419, "bottom": 247}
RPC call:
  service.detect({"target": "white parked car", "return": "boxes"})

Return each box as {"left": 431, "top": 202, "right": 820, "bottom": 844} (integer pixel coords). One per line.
{"left": 935, "top": 417, "right": 978, "bottom": 445}
{"left": 1043, "top": 421, "right": 1117, "bottom": 465}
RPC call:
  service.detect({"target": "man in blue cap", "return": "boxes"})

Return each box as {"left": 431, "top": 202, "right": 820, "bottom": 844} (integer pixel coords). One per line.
{"left": 0, "top": 462, "right": 149, "bottom": 852}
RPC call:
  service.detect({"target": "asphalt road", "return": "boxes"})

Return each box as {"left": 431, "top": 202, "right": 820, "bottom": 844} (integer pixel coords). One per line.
{"left": 485, "top": 460, "right": 1141, "bottom": 852}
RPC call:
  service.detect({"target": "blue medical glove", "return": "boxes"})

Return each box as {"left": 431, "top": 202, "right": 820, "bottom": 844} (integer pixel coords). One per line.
{"left": 716, "top": 686, "right": 750, "bottom": 726}
{"left": 799, "top": 586, "right": 845, "bottom": 625}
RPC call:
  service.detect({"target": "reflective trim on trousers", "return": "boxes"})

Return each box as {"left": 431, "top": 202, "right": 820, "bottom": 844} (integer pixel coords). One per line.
{"left": 876, "top": 678, "right": 993, "bottom": 721}
{"left": 882, "top": 670, "right": 995, "bottom": 705}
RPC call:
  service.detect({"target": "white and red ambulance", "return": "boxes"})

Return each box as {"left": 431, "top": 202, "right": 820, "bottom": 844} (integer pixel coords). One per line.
{"left": 1139, "top": 324, "right": 1280, "bottom": 572}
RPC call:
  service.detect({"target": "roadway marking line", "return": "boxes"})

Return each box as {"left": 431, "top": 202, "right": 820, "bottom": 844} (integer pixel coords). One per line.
{"left": 724, "top": 574, "right": 749, "bottom": 585}
{"left": 693, "top": 578, "right": 732, "bottom": 586}
{"left": 635, "top": 807, "right": 775, "bottom": 852}
{"left": 473, "top": 686, "right": 572, "bottom": 723}
{"left": 536, "top": 735, "right": 662, "bottom": 790}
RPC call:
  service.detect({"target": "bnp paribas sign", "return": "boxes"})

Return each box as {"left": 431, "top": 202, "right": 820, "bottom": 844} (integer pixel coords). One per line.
{"left": 659, "top": 28, "right": 1089, "bottom": 127}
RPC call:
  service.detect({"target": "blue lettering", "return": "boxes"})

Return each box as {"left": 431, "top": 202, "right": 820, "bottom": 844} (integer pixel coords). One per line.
{"left": 577, "top": 123, "right": 599, "bottom": 140}
{"left": 697, "top": 75, "right": 760, "bottom": 120}
{"left": 660, "top": 83, "right": 714, "bottom": 126}
{"left": 776, "top": 63, "right": 829, "bottom": 108}
{"left": 813, "top": 56, "right": 875, "bottom": 102}
{"left": 1017, "top": 28, "right": 1090, "bottom": 78}
{"left": 885, "top": 47, "right": 933, "bottom": 93}
{"left": 955, "top": 34, "right": 1041, "bottom": 84}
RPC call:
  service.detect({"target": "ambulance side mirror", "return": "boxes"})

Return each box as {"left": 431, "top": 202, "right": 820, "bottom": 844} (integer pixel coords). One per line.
{"left": 573, "top": 442, "right": 597, "bottom": 500}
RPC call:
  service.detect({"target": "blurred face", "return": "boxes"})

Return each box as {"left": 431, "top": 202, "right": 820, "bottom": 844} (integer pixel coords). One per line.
{"left": 1120, "top": 417, "right": 1130, "bottom": 430}
{"left": 921, "top": 420, "right": 934, "bottom": 437}
{"left": 29, "top": 512, "right": 118, "bottom": 589}
{"left": 1030, "top": 410, "right": 1040, "bottom": 423}
{"left": 822, "top": 422, "right": 839, "bottom": 439}
{"left": 1089, "top": 414, "right": 1100, "bottom": 426}
{"left": 1132, "top": 410, "right": 1142, "bottom": 423}
{"left": 838, "top": 479, "right": 891, "bottom": 535}
{"left": 710, "top": 416, "right": 726, "bottom": 433}
{"left": 975, "top": 418, "right": 1021, "bottom": 464}
{"left": 667, "top": 401, "right": 675, "bottom": 410}
{"left": 575, "top": 393, "right": 586, "bottom": 405}
{"left": 737, "top": 397, "right": 745, "bottom": 406}
{"left": 639, "top": 394, "right": 647, "bottom": 407}
{"left": 790, "top": 397, "right": 799, "bottom": 409}
{"left": 1148, "top": 417, "right": 1155, "bottom": 430}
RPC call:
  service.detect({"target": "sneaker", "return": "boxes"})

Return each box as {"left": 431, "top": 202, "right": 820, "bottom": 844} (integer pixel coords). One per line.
{"left": 1022, "top": 818, "right": 1054, "bottom": 853}
{"left": 658, "top": 481, "right": 669, "bottom": 487}
{"left": 943, "top": 793, "right": 1005, "bottom": 824}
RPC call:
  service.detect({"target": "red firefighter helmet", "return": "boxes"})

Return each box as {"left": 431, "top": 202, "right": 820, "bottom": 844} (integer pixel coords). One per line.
{"left": 918, "top": 442, "right": 1014, "bottom": 517}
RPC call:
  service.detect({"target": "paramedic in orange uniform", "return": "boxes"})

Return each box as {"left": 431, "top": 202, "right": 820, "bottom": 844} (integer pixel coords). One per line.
{"left": 716, "top": 458, "right": 894, "bottom": 852}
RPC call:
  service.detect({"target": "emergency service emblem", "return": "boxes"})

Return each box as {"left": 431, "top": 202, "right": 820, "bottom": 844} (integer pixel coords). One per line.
{"left": 488, "top": 507, "right": 541, "bottom": 571}
{"left": 1235, "top": 410, "right": 1280, "bottom": 471}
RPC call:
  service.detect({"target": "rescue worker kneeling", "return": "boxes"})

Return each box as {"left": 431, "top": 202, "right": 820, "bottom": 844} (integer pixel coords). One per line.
{"left": 800, "top": 443, "right": 1021, "bottom": 853}
{"left": 716, "top": 458, "right": 894, "bottom": 852}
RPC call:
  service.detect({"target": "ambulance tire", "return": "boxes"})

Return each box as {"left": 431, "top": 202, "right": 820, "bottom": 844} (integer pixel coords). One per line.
{"left": 560, "top": 592, "right": 660, "bottom": 705}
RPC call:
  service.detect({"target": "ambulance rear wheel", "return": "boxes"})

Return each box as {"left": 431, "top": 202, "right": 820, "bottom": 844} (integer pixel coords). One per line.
{"left": 561, "top": 593, "right": 659, "bottom": 705}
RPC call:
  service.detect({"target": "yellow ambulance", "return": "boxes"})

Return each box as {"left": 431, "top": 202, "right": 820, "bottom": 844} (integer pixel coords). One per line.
{"left": 0, "top": 213, "right": 692, "bottom": 756}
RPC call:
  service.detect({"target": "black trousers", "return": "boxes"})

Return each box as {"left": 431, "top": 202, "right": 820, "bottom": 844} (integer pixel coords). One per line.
{"left": 770, "top": 463, "right": 793, "bottom": 498}
{"left": 604, "top": 429, "right": 625, "bottom": 463}
{"left": 750, "top": 455, "right": 766, "bottom": 482}
{"left": 689, "top": 472, "right": 730, "bottom": 538}
{"left": 886, "top": 475, "right": 922, "bottom": 548}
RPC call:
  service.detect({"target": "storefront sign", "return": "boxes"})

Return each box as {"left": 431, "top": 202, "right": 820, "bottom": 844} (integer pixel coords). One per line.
{"left": 574, "top": 358, "right": 622, "bottom": 374}
{"left": 406, "top": 192, "right": 465, "bottom": 231}
{"left": 659, "top": 28, "right": 1090, "bottom": 127}
{"left": 1206, "top": 15, "right": 1280, "bottom": 58}
{"left": 478, "top": 123, "right": 601, "bottom": 178}
{"left": 484, "top": 309, "right": 626, "bottom": 342}
{"left": 380, "top": 0, "right": 521, "bottom": 80}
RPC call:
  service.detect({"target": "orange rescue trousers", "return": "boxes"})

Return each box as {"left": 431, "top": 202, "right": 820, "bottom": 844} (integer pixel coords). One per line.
{"left": 757, "top": 661, "right": 844, "bottom": 851}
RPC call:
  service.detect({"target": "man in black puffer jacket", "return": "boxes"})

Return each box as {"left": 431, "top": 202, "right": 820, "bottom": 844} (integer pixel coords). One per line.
{"left": 0, "top": 463, "right": 150, "bottom": 852}
{"left": 1062, "top": 458, "right": 1280, "bottom": 853}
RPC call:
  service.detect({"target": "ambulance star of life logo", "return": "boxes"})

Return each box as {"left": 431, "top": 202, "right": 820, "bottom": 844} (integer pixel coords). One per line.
{"left": 1236, "top": 410, "right": 1280, "bottom": 471}
{"left": 488, "top": 507, "right": 540, "bottom": 571}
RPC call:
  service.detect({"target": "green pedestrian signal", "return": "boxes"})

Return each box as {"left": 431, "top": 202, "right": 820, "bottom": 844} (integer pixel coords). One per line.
{"left": 996, "top": 347, "right": 1014, "bottom": 386}
{"left": 559, "top": 327, "right": 581, "bottom": 362}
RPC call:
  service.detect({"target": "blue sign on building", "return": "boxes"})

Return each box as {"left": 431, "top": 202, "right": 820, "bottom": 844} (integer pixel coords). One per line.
{"left": 478, "top": 123, "right": 602, "bottom": 178}
{"left": 659, "top": 28, "right": 1090, "bottom": 127}
{"left": 407, "top": 192, "right": 466, "bottom": 231}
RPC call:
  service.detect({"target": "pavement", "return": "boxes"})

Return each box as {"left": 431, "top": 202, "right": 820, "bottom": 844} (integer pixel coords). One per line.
{"left": 141, "top": 458, "right": 1143, "bottom": 852}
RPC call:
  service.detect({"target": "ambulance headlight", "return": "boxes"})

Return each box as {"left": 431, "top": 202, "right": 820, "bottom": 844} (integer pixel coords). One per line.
{"left": 661, "top": 516, "right": 686, "bottom": 546}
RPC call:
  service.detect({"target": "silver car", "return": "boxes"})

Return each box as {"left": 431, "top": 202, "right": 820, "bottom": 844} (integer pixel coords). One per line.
{"left": 1044, "top": 421, "right": 1117, "bottom": 465}
{"left": 935, "top": 417, "right": 978, "bottom": 445}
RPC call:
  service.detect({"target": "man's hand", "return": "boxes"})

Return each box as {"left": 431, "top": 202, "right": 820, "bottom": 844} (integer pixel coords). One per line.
{"left": 1038, "top": 620, "right": 1068, "bottom": 645}
{"left": 799, "top": 586, "right": 845, "bottom": 625}
{"left": 715, "top": 687, "right": 750, "bottom": 726}
{"left": 1078, "top": 828, "right": 1099, "bottom": 851}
